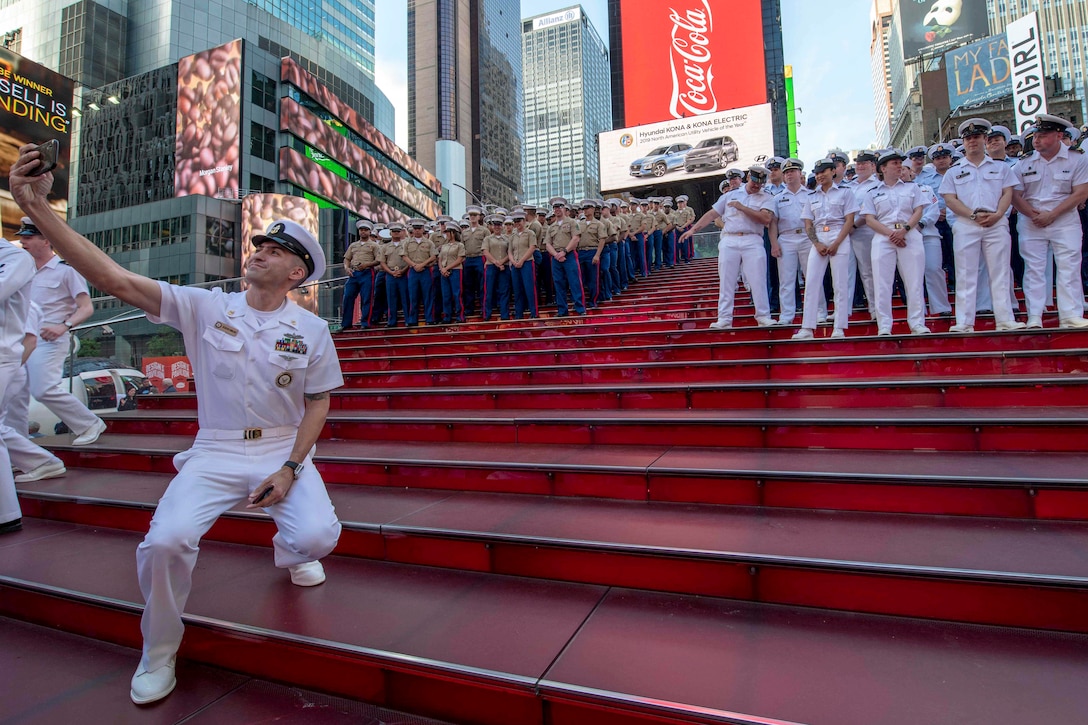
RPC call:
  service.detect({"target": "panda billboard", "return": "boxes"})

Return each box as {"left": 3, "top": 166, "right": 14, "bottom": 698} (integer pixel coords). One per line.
{"left": 899, "top": 0, "right": 990, "bottom": 60}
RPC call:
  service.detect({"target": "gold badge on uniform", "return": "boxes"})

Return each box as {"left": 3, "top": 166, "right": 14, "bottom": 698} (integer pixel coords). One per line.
{"left": 269, "top": 222, "right": 286, "bottom": 235}
{"left": 214, "top": 321, "right": 239, "bottom": 336}
{"left": 276, "top": 372, "right": 293, "bottom": 388}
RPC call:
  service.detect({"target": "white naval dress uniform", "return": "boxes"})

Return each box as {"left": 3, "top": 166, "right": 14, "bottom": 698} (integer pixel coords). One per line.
{"left": 850, "top": 175, "right": 882, "bottom": 319}
{"left": 917, "top": 187, "right": 952, "bottom": 315}
{"left": 938, "top": 156, "right": 1019, "bottom": 327}
{"left": 773, "top": 186, "right": 824, "bottom": 324}
{"left": 1, "top": 302, "right": 64, "bottom": 473}
{"left": 137, "top": 282, "right": 344, "bottom": 672}
{"left": 800, "top": 184, "right": 859, "bottom": 331}
{"left": 1014, "top": 145, "right": 1088, "bottom": 321}
{"left": 712, "top": 188, "right": 776, "bottom": 326}
{"left": 27, "top": 255, "right": 101, "bottom": 436}
{"left": 861, "top": 180, "right": 929, "bottom": 334}
{"left": 0, "top": 242, "right": 36, "bottom": 524}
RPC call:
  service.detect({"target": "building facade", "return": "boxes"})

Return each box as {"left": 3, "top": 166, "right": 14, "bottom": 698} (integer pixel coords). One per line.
{"left": 871, "top": 0, "right": 894, "bottom": 147}
{"left": 521, "top": 6, "right": 611, "bottom": 206}
{"left": 408, "top": 0, "right": 523, "bottom": 214}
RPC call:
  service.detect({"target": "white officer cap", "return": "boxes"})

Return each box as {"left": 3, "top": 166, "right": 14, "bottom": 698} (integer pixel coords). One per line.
{"left": 876, "top": 148, "right": 907, "bottom": 168}
{"left": 1065, "top": 126, "right": 1081, "bottom": 141}
{"left": 522, "top": 204, "right": 538, "bottom": 213}
{"left": 465, "top": 205, "right": 484, "bottom": 215}
{"left": 458, "top": 219, "right": 470, "bottom": 228}
{"left": 580, "top": 198, "right": 596, "bottom": 209}
{"left": 719, "top": 179, "right": 729, "bottom": 193}
{"left": 503, "top": 216, "right": 514, "bottom": 224}
{"left": 828, "top": 151, "right": 850, "bottom": 166}
{"left": 1008, "top": 135, "right": 1024, "bottom": 146}
{"left": 662, "top": 198, "right": 674, "bottom": 207}
{"left": 676, "top": 195, "right": 689, "bottom": 202}
{"left": 15, "top": 216, "right": 41, "bottom": 237}
{"left": 957, "top": 117, "right": 992, "bottom": 137}
{"left": 765, "top": 156, "right": 786, "bottom": 169}
{"left": 549, "top": 196, "right": 568, "bottom": 208}
{"left": 782, "top": 158, "right": 804, "bottom": 172}
{"left": 407, "top": 217, "right": 427, "bottom": 228}
{"left": 813, "top": 157, "right": 836, "bottom": 173}
{"left": 988, "top": 125, "right": 1011, "bottom": 143}
{"left": 927, "top": 143, "right": 954, "bottom": 159}
{"left": 253, "top": 219, "right": 326, "bottom": 283}
{"left": 388, "top": 221, "right": 406, "bottom": 232}
{"left": 493, "top": 207, "right": 509, "bottom": 217}
{"left": 725, "top": 168, "right": 745, "bottom": 179}
{"left": 378, "top": 228, "right": 392, "bottom": 240}
{"left": 907, "top": 146, "right": 928, "bottom": 158}
{"left": 1034, "top": 113, "right": 1074, "bottom": 134}
{"left": 355, "top": 219, "right": 374, "bottom": 231}
{"left": 512, "top": 208, "right": 526, "bottom": 220}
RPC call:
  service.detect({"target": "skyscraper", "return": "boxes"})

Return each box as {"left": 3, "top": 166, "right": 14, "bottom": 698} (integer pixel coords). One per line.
{"left": 521, "top": 6, "right": 611, "bottom": 206}
{"left": 870, "top": 0, "right": 894, "bottom": 147}
{"left": 408, "top": 0, "right": 523, "bottom": 213}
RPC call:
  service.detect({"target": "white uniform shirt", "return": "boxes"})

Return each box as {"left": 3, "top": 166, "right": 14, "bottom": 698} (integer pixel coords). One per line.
{"left": 850, "top": 176, "right": 882, "bottom": 239}
{"left": 31, "top": 254, "right": 89, "bottom": 325}
{"left": 0, "top": 241, "right": 36, "bottom": 361}
{"left": 918, "top": 184, "right": 942, "bottom": 237}
{"left": 713, "top": 188, "right": 776, "bottom": 235}
{"left": 937, "top": 156, "right": 1017, "bottom": 214}
{"left": 147, "top": 283, "right": 344, "bottom": 431}
{"left": 802, "top": 184, "right": 860, "bottom": 231}
{"left": 773, "top": 187, "right": 808, "bottom": 235}
{"left": 1014, "top": 144, "right": 1088, "bottom": 223}
{"left": 860, "top": 180, "right": 929, "bottom": 227}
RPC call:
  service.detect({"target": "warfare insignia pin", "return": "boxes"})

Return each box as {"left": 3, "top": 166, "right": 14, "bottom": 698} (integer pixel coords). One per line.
{"left": 269, "top": 222, "right": 285, "bottom": 235}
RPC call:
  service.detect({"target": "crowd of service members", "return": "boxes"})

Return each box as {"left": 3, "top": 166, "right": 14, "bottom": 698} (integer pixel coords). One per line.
{"left": 341, "top": 111, "right": 1088, "bottom": 335}
{"left": 677, "top": 112, "right": 1088, "bottom": 337}
{"left": 339, "top": 195, "right": 698, "bottom": 329}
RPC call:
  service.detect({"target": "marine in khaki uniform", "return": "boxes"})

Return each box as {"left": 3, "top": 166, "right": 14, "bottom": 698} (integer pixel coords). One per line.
{"left": 524, "top": 204, "right": 551, "bottom": 306}
{"left": 482, "top": 214, "right": 512, "bottom": 320}
{"left": 401, "top": 218, "right": 437, "bottom": 326}
{"left": 437, "top": 222, "right": 466, "bottom": 323}
{"left": 600, "top": 201, "right": 623, "bottom": 297}
{"left": 628, "top": 199, "right": 648, "bottom": 277}
{"left": 675, "top": 195, "right": 696, "bottom": 262}
{"left": 576, "top": 199, "right": 607, "bottom": 309}
{"left": 508, "top": 209, "right": 538, "bottom": 318}
{"left": 545, "top": 197, "right": 586, "bottom": 316}
{"left": 340, "top": 219, "right": 381, "bottom": 330}
{"left": 462, "top": 206, "right": 489, "bottom": 316}
{"left": 380, "top": 222, "right": 410, "bottom": 327}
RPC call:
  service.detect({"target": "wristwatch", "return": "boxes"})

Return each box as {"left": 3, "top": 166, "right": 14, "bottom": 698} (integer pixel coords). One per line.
{"left": 282, "top": 461, "right": 304, "bottom": 479}
{"left": 904, "top": 224, "right": 912, "bottom": 231}
{"left": 63, "top": 320, "right": 73, "bottom": 329}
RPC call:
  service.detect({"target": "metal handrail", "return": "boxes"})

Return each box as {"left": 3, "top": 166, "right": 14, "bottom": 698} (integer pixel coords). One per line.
{"left": 67, "top": 273, "right": 352, "bottom": 388}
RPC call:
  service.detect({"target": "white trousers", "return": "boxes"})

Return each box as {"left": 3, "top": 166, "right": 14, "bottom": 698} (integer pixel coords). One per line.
{"left": 851, "top": 228, "right": 877, "bottom": 317}
{"left": 0, "top": 360, "right": 21, "bottom": 524}
{"left": 717, "top": 233, "right": 769, "bottom": 325}
{"left": 952, "top": 219, "right": 1016, "bottom": 325}
{"left": 0, "top": 365, "right": 60, "bottom": 473}
{"left": 1019, "top": 220, "right": 1081, "bottom": 319}
{"left": 801, "top": 233, "right": 852, "bottom": 330}
{"left": 776, "top": 235, "right": 819, "bottom": 321}
{"left": 872, "top": 231, "right": 927, "bottom": 332}
{"left": 26, "top": 333, "right": 100, "bottom": 435}
{"left": 137, "top": 433, "right": 341, "bottom": 670}
{"left": 922, "top": 233, "right": 951, "bottom": 314}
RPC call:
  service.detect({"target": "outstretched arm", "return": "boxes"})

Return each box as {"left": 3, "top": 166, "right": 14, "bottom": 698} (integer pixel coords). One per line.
{"left": 10, "top": 144, "right": 163, "bottom": 317}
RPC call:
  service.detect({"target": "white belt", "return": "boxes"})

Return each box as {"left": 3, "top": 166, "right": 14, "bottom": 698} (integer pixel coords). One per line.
{"left": 198, "top": 425, "right": 297, "bottom": 441}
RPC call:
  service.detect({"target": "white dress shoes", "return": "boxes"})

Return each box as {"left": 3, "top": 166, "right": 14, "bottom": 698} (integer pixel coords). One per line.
{"left": 131, "top": 657, "right": 176, "bottom": 705}
{"left": 289, "top": 560, "right": 326, "bottom": 586}
{"left": 72, "top": 418, "right": 107, "bottom": 446}
{"left": 14, "top": 459, "right": 67, "bottom": 483}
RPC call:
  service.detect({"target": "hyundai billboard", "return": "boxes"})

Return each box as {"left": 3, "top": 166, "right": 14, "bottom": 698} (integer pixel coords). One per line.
{"left": 598, "top": 103, "right": 774, "bottom": 193}
{"left": 619, "top": 0, "right": 766, "bottom": 128}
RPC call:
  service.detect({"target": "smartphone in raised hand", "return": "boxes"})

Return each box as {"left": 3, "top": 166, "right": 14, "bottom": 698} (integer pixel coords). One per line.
{"left": 28, "top": 138, "right": 59, "bottom": 177}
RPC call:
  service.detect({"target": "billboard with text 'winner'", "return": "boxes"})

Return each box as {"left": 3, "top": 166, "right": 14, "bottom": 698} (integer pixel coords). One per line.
{"left": 598, "top": 103, "right": 774, "bottom": 193}
{"left": 619, "top": 0, "right": 766, "bottom": 128}
{"left": 0, "top": 48, "right": 73, "bottom": 237}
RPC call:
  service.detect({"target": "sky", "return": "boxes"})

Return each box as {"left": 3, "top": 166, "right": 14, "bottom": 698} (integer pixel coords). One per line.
{"left": 373, "top": 0, "right": 876, "bottom": 171}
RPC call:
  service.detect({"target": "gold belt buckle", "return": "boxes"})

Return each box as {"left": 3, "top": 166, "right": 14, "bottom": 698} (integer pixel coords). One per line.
{"left": 822, "top": 226, "right": 831, "bottom": 232}
{"left": 794, "top": 229, "right": 803, "bottom": 234}
{"left": 244, "top": 428, "right": 262, "bottom": 440}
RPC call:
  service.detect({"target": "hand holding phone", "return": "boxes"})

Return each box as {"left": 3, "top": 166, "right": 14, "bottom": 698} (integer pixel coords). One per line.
{"left": 28, "top": 139, "right": 59, "bottom": 177}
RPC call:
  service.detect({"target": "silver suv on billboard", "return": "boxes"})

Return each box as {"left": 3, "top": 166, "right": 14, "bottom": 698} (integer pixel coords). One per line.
{"left": 684, "top": 136, "right": 739, "bottom": 172}
{"left": 629, "top": 143, "right": 693, "bottom": 178}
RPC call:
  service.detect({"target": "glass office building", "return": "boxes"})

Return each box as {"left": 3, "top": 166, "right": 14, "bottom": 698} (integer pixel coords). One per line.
{"left": 521, "top": 6, "right": 611, "bottom": 206}
{"left": 408, "top": 0, "right": 523, "bottom": 212}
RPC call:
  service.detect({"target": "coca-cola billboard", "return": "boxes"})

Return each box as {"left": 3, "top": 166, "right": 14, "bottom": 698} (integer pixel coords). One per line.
{"left": 620, "top": 0, "right": 766, "bottom": 128}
